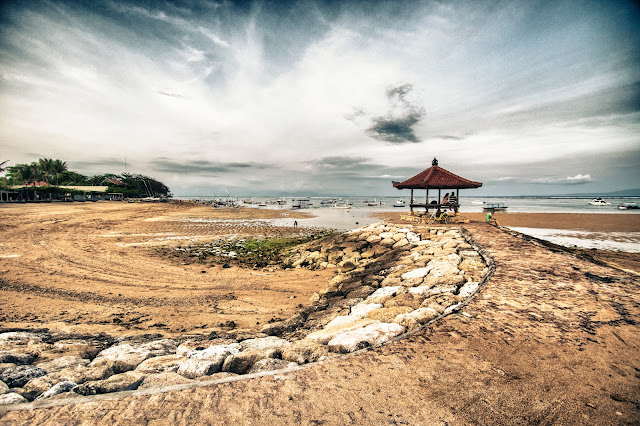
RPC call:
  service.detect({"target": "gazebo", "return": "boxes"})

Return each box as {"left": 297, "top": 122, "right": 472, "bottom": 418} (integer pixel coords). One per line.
{"left": 392, "top": 158, "right": 482, "bottom": 215}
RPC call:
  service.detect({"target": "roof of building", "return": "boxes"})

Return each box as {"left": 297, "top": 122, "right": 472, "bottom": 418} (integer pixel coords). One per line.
{"left": 393, "top": 158, "right": 483, "bottom": 190}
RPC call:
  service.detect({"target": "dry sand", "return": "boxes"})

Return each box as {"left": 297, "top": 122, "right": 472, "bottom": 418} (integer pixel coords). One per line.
{"left": 0, "top": 201, "right": 333, "bottom": 337}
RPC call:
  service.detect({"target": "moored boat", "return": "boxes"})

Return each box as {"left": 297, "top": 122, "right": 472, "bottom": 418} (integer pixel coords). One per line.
{"left": 618, "top": 202, "right": 639, "bottom": 210}
{"left": 589, "top": 198, "right": 611, "bottom": 206}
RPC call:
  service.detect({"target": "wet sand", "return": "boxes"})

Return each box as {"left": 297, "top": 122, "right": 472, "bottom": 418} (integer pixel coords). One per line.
{"left": 377, "top": 211, "right": 640, "bottom": 232}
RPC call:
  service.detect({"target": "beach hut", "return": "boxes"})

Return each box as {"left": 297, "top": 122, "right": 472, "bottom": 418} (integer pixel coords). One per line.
{"left": 392, "top": 158, "right": 482, "bottom": 215}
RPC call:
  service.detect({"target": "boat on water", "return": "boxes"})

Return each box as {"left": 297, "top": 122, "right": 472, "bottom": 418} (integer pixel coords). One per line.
{"left": 589, "top": 198, "right": 611, "bottom": 206}
{"left": 291, "top": 198, "right": 312, "bottom": 209}
{"left": 332, "top": 203, "right": 352, "bottom": 209}
{"left": 483, "top": 203, "right": 508, "bottom": 211}
{"left": 393, "top": 200, "right": 406, "bottom": 207}
{"left": 471, "top": 200, "right": 484, "bottom": 205}
{"left": 618, "top": 202, "right": 639, "bottom": 210}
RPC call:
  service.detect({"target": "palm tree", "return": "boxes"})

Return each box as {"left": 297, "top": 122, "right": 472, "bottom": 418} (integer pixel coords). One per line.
{"left": 52, "top": 159, "right": 68, "bottom": 186}
{"left": 0, "top": 160, "right": 8, "bottom": 174}
{"left": 38, "top": 158, "right": 54, "bottom": 184}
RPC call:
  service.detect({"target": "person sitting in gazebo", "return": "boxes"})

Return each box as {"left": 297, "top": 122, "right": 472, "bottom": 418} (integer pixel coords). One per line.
{"left": 442, "top": 193, "right": 450, "bottom": 204}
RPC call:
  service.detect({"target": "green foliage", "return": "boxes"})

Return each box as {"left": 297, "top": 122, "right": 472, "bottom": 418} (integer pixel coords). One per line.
{"left": 4, "top": 157, "right": 170, "bottom": 198}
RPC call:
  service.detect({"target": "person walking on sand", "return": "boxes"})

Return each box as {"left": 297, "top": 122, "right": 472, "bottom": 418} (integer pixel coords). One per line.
{"left": 485, "top": 212, "right": 500, "bottom": 226}
{"left": 293, "top": 220, "right": 298, "bottom": 228}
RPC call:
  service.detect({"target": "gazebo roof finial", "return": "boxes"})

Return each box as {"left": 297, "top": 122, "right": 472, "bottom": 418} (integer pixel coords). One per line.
{"left": 432, "top": 157, "right": 438, "bottom": 166}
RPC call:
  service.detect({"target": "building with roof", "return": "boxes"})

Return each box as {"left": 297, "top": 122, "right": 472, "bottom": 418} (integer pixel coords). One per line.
{"left": 393, "top": 158, "right": 482, "bottom": 214}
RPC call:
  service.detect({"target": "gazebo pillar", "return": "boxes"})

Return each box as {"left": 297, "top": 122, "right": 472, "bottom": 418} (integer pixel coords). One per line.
{"left": 410, "top": 189, "right": 414, "bottom": 214}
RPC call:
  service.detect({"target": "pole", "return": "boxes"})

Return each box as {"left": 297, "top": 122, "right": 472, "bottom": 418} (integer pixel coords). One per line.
{"left": 410, "top": 189, "right": 414, "bottom": 214}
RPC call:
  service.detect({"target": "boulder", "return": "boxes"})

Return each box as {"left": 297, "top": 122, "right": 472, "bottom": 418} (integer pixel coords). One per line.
{"left": 36, "top": 381, "right": 76, "bottom": 400}
{"left": 281, "top": 340, "right": 330, "bottom": 364}
{"left": 240, "top": 336, "right": 290, "bottom": 353}
{"left": 0, "top": 392, "right": 27, "bottom": 406}
{"left": 0, "top": 380, "right": 8, "bottom": 395}
{"left": 0, "top": 332, "right": 44, "bottom": 346}
{"left": 366, "top": 306, "right": 414, "bottom": 323}
{"left": 135, "top": 355, "right": 186, "bottom": 374}
{"left": 401, "top": 267, "right": 431, "bottom": 280}
{"left": 349, "top": 303, "right": 383, "bottom": 318}
{"left": 176, "top": 359, "right": 222, "bottom": 379}
{"left": 73, "top": 371, "right": 147, "bottom": 396}
{"left": 0, "top": 350, "right": 39, "bottom": 365}
{"left": 0, "top": 365, "right": 47, "bottom": 388}
{"left": 380, "top": 238, "right": 396, "bottom": 247}
{"left": 36, "top": 356, "right": 89, "bottom": 374}
{"left": 46, "top": 339, "right": 99, "bottom": 360}
{"left": 327, "top": 323, "right": 406, "bottom": 353}
{"left": 459, "top": 281, "right": 480, "bottom": 298}
{"left": 176, "top": 339, "right": 238, "bottom": 357}
{"left": 221, "top": 349, "right": 276, "bottom": 374}
{"left": 366, "top": 286, "right": 407, "bottom": 304}
{"left": 394, "top": 307, "right": 440, "bottom": 330}
{"left": 48, "top": 365, "right": 113, "bottom": 385}
{"left": 392, "top": 239, "right": 409, "bottom": 249}
{"left": 306, "top": 318, "right": 379, "bottom": 345}
{"left": 90, "top": 339, "right": 177, "bottom": 373}
{"left": 246, "top": 359, "right": 298, "bottom": 374}
{"left": 193, "top": 372, "right": 237, "bottom": 382}
{"left": 138, "top": 372, "right": 193, "bottom": 390}
{"left": 22, "top": 376, "right": 55, "bottom": 401}
{"left": 380, "top": 277, "right": 402, "bottom": 287}
{"left": 366, "top": 235, "right": 382, "bottom": 243}
{"left": 383, "top": 293, "right": 425, "bottom": 310}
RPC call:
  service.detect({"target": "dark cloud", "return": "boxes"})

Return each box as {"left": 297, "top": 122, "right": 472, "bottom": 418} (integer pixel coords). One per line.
{"left": 364, "top": 83, "right": 425, "bottom": 144}
{"left": 149, "top": 158, "right": 269, "bottom": 175}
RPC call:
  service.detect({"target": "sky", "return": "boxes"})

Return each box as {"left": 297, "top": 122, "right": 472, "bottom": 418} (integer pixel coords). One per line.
{"left": 0, "top": 0, "right": 639, "bottom": 196}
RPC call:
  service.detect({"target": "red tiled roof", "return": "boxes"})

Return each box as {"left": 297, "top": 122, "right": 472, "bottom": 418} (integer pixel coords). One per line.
{"left": 393, "top": 160, "right": 482, "bottom": 190}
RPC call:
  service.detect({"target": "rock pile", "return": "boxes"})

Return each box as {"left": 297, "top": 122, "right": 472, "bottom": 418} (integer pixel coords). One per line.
{"left": 0, "top": 223, "right": 490, "bottom": 405}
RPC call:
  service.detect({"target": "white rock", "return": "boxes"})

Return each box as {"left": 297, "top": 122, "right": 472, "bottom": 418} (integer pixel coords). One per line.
{"left": 306, "top": 318, "right": 380, "bottom": 344}
{"left": 401, "top": 267, "right": 432, "bottom": 280}
{"left": 239, "top": 337, "right": 290, "bottom": 352}
{"left": 177, "top": 359, "right": 222, "bottom": 379}
{"left": 408, "top": 285, "right": 433, "bottom": 296}
{"left": 0, "top": 392, "right": 27, "bottom": 405}
{"left": 444, "top": 304, "right": 462, "bottom": 315}
{"left": 327, "top": 323, "right": 406, "bottom": 353}
{"left": 459, "top": 281, "right": 480, "bottom": 298}
{"left": 0, "top": 381, "right": 8, "bottom": 395}
{"left": 135, "top": 354, "right": 186, "bottom": 374}
{"left": 394, "top": 308, "right": 440, "bottom": 329}
{"left": 189, "top": 344, "right": 240, "bottom": 361}
{"left": 350, "top": 303, "right": 383, "bottom": 318}
{"left": 36, "top": 381, "right": 76, "bottom": 400}
{"left": 366, "top": 286, "right": 406, "bottom": 303}
{"left": 427, "top": 285, "right": 458, "bottom": 295}
{"left": 90, "top": 339, "right": 177, "bottom": 372}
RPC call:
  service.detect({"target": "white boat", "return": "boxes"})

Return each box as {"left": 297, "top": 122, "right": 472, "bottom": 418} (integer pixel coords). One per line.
{"left": 589, "top": 198, "right": 611, "bottom": 206}
{"left": 483, "top": 203, "right": 508, "bottom": 211}
{"left": 471, "top": 200, "right": 484, "bottom": 205}
{"left": 332, "top": 203, "right": 351, "bottom": 209}
{"left": 618, "top": 202, "right": 639, "bottom": 210}
{"left": 393, "top": 200, "right": 406, "bottom": 207}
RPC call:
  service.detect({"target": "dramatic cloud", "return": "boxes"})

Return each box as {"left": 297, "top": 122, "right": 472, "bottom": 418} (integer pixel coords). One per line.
{"left": 0, "top": 0, "right": 638, "bottom": 196}
{"left": 364, "top": 83, "right": 426, "bottom": 144}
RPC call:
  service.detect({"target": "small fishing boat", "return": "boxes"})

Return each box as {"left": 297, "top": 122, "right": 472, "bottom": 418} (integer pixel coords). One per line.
{"left": 483, "top": 203, "right": 508, "bottom": 211}
{"left": 332, "top": 203, "right": 351, "bottom": 209}
{"left": 393, "top": 200, "right": 406, "bottom": 207}
{"left": 618, "top": 202, "right": 639, "bottom": 210}
{"left": 471, "top": 200, "right": 484, "bottom": 205}
{"left": 589, "top": 198, "right": 610, "bottom": 206}
{"left": 291, "top": 199, "right": 312, "bottom": 209}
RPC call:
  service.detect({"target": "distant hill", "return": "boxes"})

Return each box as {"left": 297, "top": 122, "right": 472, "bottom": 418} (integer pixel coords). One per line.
{"left": 562, "top": 188, "right": 640, "bottom": 197}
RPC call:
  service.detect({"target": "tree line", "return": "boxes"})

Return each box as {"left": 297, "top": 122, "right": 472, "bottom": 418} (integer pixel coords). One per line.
{"left": 0, "top": 158, "right": 171, "bottom": 198}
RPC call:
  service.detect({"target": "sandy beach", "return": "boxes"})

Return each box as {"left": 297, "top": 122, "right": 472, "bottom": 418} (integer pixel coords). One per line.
{"left": 1, "top": 201, "right": 639, "bottom": 424}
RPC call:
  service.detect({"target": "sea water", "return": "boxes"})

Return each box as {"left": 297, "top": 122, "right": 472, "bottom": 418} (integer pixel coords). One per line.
{"left": 179, "top": 195, "right": 640, "bottom": 252}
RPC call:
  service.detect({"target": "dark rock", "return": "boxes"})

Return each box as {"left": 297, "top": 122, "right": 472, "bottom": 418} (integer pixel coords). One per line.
{"left": 0, "top": 365, "right": 47, "bottom": 388}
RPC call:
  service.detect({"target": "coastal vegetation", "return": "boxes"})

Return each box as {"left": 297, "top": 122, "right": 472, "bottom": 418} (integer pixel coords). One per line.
{"left": 161, "top": 231, "right": 335, "bottom": 269}
{"left": 0, "top": 158, "right": 170, "bottom": 198}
